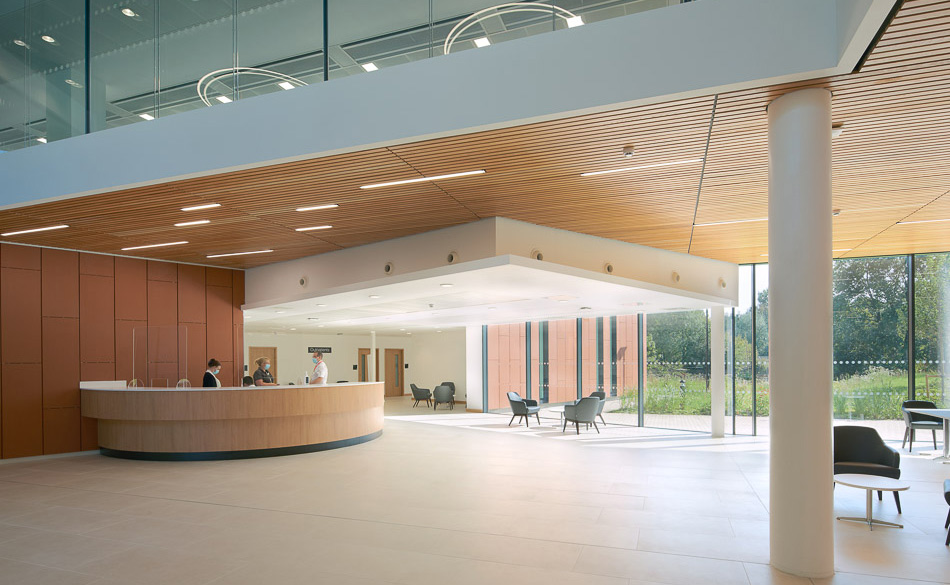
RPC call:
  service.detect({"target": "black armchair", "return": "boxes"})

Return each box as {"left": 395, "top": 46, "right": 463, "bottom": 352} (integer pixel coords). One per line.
{"left": 902, "top": 400, "right": 941, "bottom": 452}
{"left": 834, "top": 425, "right": 902, "bottom": 513}
{"left": 943, "top": 480, "right": 950, "bottom": 546}
{"left": 433, "top": 385, "right": 454, "bottom": 410}
{"left": 507, "top": 391, "right": 540, "bottom": 427}
{"left": 563, "top": 396, "right": 601, "bottom": 434}
{"left": 410, "top": 383, "right": 431, "bottom": 408}
{"left": 590, "top": 391, "right": 607, "bottom": 426}
{"left": 440, "top": 381, "right": 456, "bottom": 407}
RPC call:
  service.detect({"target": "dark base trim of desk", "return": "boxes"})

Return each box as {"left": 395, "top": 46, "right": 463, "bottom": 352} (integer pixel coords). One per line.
{"left": 98, "top": 430, "right": 383, "bottom": 461}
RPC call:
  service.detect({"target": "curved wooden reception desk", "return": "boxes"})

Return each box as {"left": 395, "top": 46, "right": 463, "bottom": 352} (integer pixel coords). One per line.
{"left": 80, "top": 382, "right": 384, "bottom": 460}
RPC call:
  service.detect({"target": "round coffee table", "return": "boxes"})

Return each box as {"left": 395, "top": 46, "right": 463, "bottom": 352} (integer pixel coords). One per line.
{"left": 833, "top": 473, "right": 910, "bottom": 530}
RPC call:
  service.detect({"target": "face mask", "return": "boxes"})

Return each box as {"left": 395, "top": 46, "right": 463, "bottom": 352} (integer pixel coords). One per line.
{"left": 214, "top": 369, "right": 220, "bottom": 375}
{"left": 312, "top": 357, "right": 319, "bottom": 364}
{"left": 264, "top": 364, "right": 271, "bottom": 370}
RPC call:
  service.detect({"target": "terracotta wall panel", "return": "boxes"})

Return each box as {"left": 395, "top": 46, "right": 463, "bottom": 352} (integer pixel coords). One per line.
{"left": 178, "top": 265, "right": 206, "bottom": 324}
{"left": 206, "top": 267, "right": 232, "bottom": 287}
{"left": 232, "top": 271, "right": 245, "bottom": 380}
{"left": 1, "top": 244, "right": 41, "bottom": 270}
{"left": 147, "top": 280, "right": 177, "bottom": 326}
{"left": 147, "top": 260, "right": 177, "bottom": 283}
{"left": 1, "top": 267, "right": 42, "bottom": 364}
{"left": 42, "top": 318, "right": 80, "bottom": 408}
{"left": 115, "top": 257, "right": 147, "bottom": 321}
{"left": 1, "top": 364, "right": 43, "bottom": 458}
{"left": 79, "top": 253, "right": 113, "bottom": 277}
{"left": 206, "top": 285, "right": 232, "bottom": 359}
{"left": 81, "top": 362, "right": 115, "bottom": 382}
{"left": 41, "top": 249, "right": 79, "bottom": 318}
{"left": 43, "top": 407, "right": 80, "bottom": 454}
{"left": 79, "top": 274, "right": 115, "bottom": 363}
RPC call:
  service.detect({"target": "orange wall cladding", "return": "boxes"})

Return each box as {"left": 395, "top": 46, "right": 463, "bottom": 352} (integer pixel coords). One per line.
{"left": 0, "top": 244, "right": 244, "bottom": 459}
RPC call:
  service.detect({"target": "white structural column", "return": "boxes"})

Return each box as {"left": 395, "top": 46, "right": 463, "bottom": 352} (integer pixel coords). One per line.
{"left": 768, "top": 88, "right": 834, "bottom": 578}
{"left": 710, "top": 307, "right": 725, "bottom": 438}
{"left": 369, "top": 330, "right": 377, "bottom": 382}
{"left": 465, "top": 326, "right": 484, "bottom": 412}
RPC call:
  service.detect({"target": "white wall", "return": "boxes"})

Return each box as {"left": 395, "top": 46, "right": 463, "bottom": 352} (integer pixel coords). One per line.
{"left": 243, "top": 329, "right": 466, "bottom": 397}
{"left": 409, "top": 330, "right": 468, "bottom": 400}
{"left": 244, "top": 331, "right": 412, "bottom": 386}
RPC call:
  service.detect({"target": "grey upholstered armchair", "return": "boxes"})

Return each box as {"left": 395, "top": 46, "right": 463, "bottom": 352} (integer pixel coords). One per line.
{"left": 507, "top": 391, "right": 540, "bottom": 427}
{"left": 433, "top": 385, "right": 454, "bottom": 410}
{"left": 563, "top": 396, "right": 601, "bottom": 434}
{"left": 833, "top": 425, "right": 902, "bottom": 513}
{"left": 410, "top": 383, "right": 431, "bottom": 408}
{"left": 901, "top": 400, "right": 941, "bottom": 452}
{"left": 589, "top": 391, "right": 607, "bottom": 426}
{"left": 440, "top": 381, "right": 456, "bottom": 407}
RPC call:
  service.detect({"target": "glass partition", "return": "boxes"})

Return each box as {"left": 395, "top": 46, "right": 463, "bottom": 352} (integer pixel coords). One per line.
{"left": 753, "top": 263, "right": 770, "bottom": 435}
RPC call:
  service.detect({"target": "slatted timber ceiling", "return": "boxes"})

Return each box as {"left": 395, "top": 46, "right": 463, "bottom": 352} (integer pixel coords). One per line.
{"left": 1, "top": 0, "right": 948, "bottom": 268}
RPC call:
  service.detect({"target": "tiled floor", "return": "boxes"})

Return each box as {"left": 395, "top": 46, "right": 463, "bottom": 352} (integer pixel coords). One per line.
{"left": 0, "top": 397, "right": 947, "bottom": 585}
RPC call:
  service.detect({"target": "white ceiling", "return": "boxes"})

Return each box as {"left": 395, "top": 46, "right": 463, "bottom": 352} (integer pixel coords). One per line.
{"left": 243, "top": 260, "right": 724, "bottom": 335}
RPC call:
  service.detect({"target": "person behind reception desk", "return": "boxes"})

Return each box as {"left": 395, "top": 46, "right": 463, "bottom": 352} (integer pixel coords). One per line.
{"left": 203, "top": 359, "right": 222, "bottom": 388}
{"left": 310, "top": 351, "right": 328, "bottom": 385}
{"left": 253, "top": 356, "right": 277, "bottom": 386}
{"left": 242, "top": 375, "right": 254, "bottom": 387}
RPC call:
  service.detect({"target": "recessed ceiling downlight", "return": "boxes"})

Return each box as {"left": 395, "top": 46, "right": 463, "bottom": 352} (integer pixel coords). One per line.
{"left": 296, "top": 204, "right": 338, "bottom": 212}
{"left": 122, "top": 241, "right": 188, "bottom": 251}
{"left": 278, "top": 81, "right": 295, "bottom": 90}
{"left": 2, "top": 224, "right": 69, "bottom": 237}
{"left": 139, "top": 113, "right": 154, "bottom": 121}
{"left": 181, "top": 203, "right": 220, "bottom": 212}
{"left": 206, "top": 249, "right": 273, "bottom": 258}
{"left": 474, "top": 37, "right": 491, "bottom": 48}
{"left": 41, "top": 35, "right": 56, "bottom": 43}
{"left": 361, "top": 62, "right": 378, "bottom": 72}
{"left": 360, "top": 170, "right": 485, "bottom": 190}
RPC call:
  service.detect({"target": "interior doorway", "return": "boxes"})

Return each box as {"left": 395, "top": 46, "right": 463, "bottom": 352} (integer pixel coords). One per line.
{"left": 248, "top": 346, "right": 277, "bottom": 382}
{"left": 384, "top": 348, "right": 405, "bottom": 397}
{"left": 358, "top": 348, "right": 379, "bottom": 382}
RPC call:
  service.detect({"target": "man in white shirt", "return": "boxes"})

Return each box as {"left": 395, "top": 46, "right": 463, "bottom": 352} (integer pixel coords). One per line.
{"left": 311, "top": 351, "right": 328, "bottom": 385}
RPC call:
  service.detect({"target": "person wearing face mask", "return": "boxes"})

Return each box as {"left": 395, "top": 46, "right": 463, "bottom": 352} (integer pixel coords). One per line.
{"left": 310, "top": 351, "right": 328, "bottom": 385}
{"left": 253, "top": 356, "right": 277, "bottom": 386}
{"left": 203, "top": 359, "right": 222, "bottom": 388}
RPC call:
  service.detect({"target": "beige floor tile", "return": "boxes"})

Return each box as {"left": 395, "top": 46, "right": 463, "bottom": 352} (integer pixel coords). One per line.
{"left": 0, "top": 521, "right": 46, "bottom": 544}
{"left": 75, "top": 545, "right": 243, "bottom": 585}
{"left": 637, "top": 527, "right": 770, "bottom": 564}
{"left": 572, "top": 545, "right": 751, "bottom": 584}
{"left": 0, "top": 557, "right": 99, "bottom": 585}
{"left": 0, "top": 531, "right": 136, "bottom": 571}
{"left": 740, "top": 562, "right": 811, "bottom": 585}
{"left": 3, "top": 505, "right": 129, "bottom": 534}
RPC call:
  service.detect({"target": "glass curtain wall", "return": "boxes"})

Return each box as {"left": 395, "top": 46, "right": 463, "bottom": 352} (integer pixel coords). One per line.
{"left": 644, "top": 310, "right": 711, "bottom": 432}
{"left": 915, "top": 253, "right": 950, "bottom": 408}
{"left": 2, "top": 0, "right": 688, "bottom": 153}
{"left": 832, "top": 256, "right": 908, "bottom": 440}
{"left": 483, "top": 255, "right": 949, "bottom": 437}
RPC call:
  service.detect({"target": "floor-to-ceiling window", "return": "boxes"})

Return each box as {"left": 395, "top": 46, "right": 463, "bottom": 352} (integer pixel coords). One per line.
{"left": 832, "top": 256, "right": 909, "bottom": 440}
{"left": 914, "top": 253, "right": 950, "bottom": 408}
{"left": 643, "top": 310, "right": 711, "bottom": 432}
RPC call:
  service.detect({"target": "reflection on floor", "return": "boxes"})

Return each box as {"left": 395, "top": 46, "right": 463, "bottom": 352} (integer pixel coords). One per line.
{"left": 0, "top": 395, "right": 945, "bottom": 585}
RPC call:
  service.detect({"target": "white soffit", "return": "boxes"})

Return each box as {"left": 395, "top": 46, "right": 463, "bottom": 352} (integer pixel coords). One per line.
{"left": 244, "top": 255, "right": 732, "bottom": 335}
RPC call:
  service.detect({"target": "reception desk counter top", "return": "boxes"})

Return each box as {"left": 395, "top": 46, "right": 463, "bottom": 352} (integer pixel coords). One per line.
{"left": 80, "top": 382, "right": 385, "bottom": 460}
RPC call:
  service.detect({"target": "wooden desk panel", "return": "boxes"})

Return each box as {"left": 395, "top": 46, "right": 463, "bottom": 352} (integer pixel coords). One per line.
{"left": 80, "top": 382, "right": 384, "bottom": 460}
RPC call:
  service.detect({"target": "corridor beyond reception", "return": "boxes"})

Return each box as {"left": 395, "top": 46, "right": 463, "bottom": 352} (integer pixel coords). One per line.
{"left": 80, "top": 382, "right": 384, "bottom": 460}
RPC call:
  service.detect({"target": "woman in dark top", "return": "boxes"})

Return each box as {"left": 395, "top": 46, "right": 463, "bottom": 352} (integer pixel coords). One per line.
{"left": 253, "top": 356, "right": 277, "bottom": 386}
{"left": 203, "top": 358, "right": 222, "bottom": 388}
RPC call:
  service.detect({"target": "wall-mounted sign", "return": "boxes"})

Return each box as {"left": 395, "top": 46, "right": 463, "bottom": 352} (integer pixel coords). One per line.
{"left": 308, "top": 346, "right": 332, "bottom": 354}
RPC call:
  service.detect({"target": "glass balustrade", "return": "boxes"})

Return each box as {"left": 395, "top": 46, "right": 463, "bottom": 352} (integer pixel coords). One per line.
{"left": 0, "top": 0, "right": 695, "bottom": 153}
